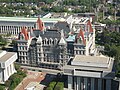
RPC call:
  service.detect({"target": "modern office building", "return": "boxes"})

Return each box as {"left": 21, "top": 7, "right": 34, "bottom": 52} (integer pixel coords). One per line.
{"left": 0, "top": 51, "right": 17, "bottom": 83}
{"left": 64, "top": 55, "right": 115, "bottom": 90}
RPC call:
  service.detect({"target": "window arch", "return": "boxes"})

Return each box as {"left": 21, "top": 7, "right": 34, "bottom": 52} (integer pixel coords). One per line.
{"left": 54, "top": 38, "right": 58, "bottom": 44}
{"left": 44, "top": 38, "right": 48, "bottom": 45}
{"left": 49, "top": 38, "right": 53, "bottom": 45}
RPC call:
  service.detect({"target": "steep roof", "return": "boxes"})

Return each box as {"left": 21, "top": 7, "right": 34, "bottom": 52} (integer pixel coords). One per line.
{"left": 59, "top": 30, "right": 66, "bottom": 45}
{"left": 37, "top": 35, "right": 42, "bottom": 42}
{"left": 21, "top": 27, "right": 29, "bottom": 40}
{"left": 87, "top": 20, "right": 93, "bottom": 33}
{"left": 36, "top": 17, "right": 44, "bottom": 31}
{"left": 77, "top": 29, "right": 86, "bottom": 45}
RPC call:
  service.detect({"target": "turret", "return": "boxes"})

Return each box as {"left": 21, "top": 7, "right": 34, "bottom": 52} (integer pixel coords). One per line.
{"left": 36, "top": 35, "right": 44, "bottom": 63}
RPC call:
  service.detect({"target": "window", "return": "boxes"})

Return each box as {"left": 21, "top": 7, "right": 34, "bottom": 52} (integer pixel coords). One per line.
{"left": 44, "top": 38, "right": 48, "bottom": 45}
{"left": 61, "top": 55, "right": 63, "bottom": 58}
{"left": 54, "top": 38, "right": 58, "bottom": 44}
{"left": 79, "top": 51, "right": 81, "bottom": 55}
{"left": 49, "top": 38, "right": 53, "bottom": 45}
{"left": 76, "top": 51, "right": 78, "bottom": 54}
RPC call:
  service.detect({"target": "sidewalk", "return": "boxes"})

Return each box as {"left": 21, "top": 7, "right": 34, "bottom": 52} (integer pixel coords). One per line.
{"left": 15, "top": 71, "right": 46, "bottom": 90}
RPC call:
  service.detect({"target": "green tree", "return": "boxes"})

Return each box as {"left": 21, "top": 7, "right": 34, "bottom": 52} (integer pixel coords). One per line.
{"left": 0, "top": 84, "right": 5, "bottom": 90}
{"left": 54, "top": 82, "right": 64, "bottom": 90}
{"left": 49, "top": 81, "right": 56, "bottom": 89}
{"left": 46, "top": 87, "right": 53, "bottom": 90}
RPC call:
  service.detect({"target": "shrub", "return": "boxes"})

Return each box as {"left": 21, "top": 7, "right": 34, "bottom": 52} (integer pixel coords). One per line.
{"left": 0, "top": 84, "right": 5, "bottom": 90}
{"left": 5, "top": 80, "right": 11, "bottom": 87}
{"left": 49, "top": 81, "right": 56, "bottom": 89}
{"left": 46, "top": 87, "right": 53, "bottom": 90}
{"left": 54, "top": 82, "right": 64, "bottom": 90}
{"left": 6, "top": 67, "right": 27, "bottom": 90}
{"left": 15, "top": 64, "right": 20, "bottom": 71}
{"left": 17, "top": 69, "right": 27, "bottom": 78}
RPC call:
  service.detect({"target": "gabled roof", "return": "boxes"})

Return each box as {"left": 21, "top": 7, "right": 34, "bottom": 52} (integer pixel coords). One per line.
{"left": 59, "top": 30, "right": 66, "bottom": 45}
{"left": 77, "top": 29, "right": 86, "bottom": 45}
{"left": 87, "top": 20, "right": 93, "bottom": 33}
{"left": 36, "top": 17, "right": 44, "bottom": 31}
{"left": 59, "top": 37, "right": 66, "bottom": 45}
{"left": 21, "top": 27, "right": 29, "bottom": 40}
{"left": 37, "top": 35, "right": 42, "bottom": 42}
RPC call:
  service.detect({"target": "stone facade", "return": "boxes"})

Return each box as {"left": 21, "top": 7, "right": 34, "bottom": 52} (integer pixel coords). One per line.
{"left": 0, "top": 51, "right": 17, "bottom": 83}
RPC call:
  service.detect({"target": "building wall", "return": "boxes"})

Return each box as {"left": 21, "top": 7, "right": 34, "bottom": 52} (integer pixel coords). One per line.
{"left": 0, "top": 21, "right": 56, "bottom": 36}
{"left": 17, "top": 41, "right": 29, "bottom": 64}
{"left": 17, "top": 34, "right": 68, "bottom": 70}
{"left": 0, "top": 22, "right": 34, "bottom": 35}
{"left": 68, "top": 75, "right": 112, "bottom": 90}
{"left": 0, "top": 52, "right": 17, "bottom": 83}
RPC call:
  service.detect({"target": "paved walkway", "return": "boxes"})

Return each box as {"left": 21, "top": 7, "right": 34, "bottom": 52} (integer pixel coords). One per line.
{"left": 21, "top": 65, "right": 63, "bottom": 75}
{"left": 15, "top": 71, "right": 46, "bottom": 90}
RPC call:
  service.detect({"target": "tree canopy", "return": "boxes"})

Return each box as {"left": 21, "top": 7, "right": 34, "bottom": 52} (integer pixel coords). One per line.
{"left": 96, "top": 31, "right": 120, "bottom": 76}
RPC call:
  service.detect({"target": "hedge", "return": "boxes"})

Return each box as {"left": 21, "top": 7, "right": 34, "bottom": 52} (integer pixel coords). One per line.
{"left": 0, "top": 84, "right": 5, "bottom": 90}
{"left": 49, "top": 81, "right": 56, "bottom": 89}
{"left": 46, "top": 87, "right": 53, "bottom": 90}
{"left": 54, "top": 82, "right": 64, "bottom": 90}
{"left": 47, "top": 81, "right": 64, "bottom": 90}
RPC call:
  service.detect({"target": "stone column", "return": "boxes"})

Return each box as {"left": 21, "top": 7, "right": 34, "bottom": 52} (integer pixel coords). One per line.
{"left": 98, "top": 79, "right": 102, "bottom": 90}
{"left": 0, "top": 26, "right": 1, "bottom": 33}
{"left": 84, "top": 78, "right": 88, "bottom": 90}
{"left": 106, "top": 79, "right": 111, "bottom": 90}
{"left": 1, "top": 26, "right": 2, "bottom": 33}
{"left": 3, "top": 26, "right": 4, "bottom": 33}
{"left": 91, "top": 78, "right": 94, "bottom": 90}
{"left": 68, "top": 75, "right": 73, "bottom": 90}
{"left": 78, "top": 77, "right": 81, "bottom": 90}
{"left": 74, "top": 77, "right": 77, "bottom": 90}
{"left": 81, "top": 77, "right": 84, "bottom": 90}
{"left": 76, "top": 77, "right": 81, "bottom": 90}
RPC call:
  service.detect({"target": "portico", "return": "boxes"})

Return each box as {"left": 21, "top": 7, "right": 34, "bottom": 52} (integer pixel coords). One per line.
{"left": 0, "top": 51, "right": 17, "bottom": 83}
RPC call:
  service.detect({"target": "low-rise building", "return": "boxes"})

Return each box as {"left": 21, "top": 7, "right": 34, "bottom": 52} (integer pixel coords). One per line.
{"left": 0, "top": 51, "right": 17, "bottom": 83}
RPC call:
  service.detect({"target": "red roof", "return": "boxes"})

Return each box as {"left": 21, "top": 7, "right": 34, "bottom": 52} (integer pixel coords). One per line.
{"left": 77, "top": 29, "right": 86, "bottom": 45}
{"left": 36, "top": 17, "right": 44, "bottom": 31}
{"left": 21, "top": 27, "right": 29, "bottom": 40}
{"left": 87, "top": 20, "right": 93, "bottom": 33}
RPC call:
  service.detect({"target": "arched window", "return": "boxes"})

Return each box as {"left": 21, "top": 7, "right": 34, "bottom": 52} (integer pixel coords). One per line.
{"left": 49, "top": 38, "right": 53, "bottom": 45}
{"left": 54, "top": 38, "right": 58, "bottom": 44}
{"left": 42, "top": 40, "right": 44, "bottom": 45}
{"left": 44, "top": 38, "right": 48, "bottom": 45}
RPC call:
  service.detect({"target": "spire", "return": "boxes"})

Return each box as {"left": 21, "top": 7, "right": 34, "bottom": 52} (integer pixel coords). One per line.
{"left": 77, "top": 29, "right": 86, "bottom": 45}
{"left": 36, "top": 17, "right": 44, "bottom": 31}
{"left": 21, "top": 27, "right": 29, "bottom": 40}
{"left": 59, "top": 30, "right": 66, "bottom": 45}
{"left": 37, "top": 34, "right": 42, "bottom": 43}
{"left": 87, "top": 20, "right": 93, "bottom": 33}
